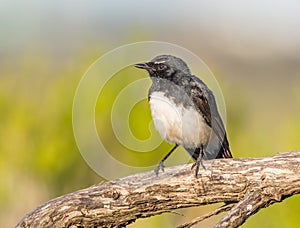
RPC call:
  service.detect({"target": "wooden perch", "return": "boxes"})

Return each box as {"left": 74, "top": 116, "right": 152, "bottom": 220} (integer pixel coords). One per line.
{"left": 16, "top": 151, "right": 300, "bottom": 228}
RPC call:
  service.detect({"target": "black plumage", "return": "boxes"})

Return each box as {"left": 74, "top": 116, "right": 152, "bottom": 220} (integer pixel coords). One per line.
{"left": 135, "top": 55, "right": 232, "bottom": 177}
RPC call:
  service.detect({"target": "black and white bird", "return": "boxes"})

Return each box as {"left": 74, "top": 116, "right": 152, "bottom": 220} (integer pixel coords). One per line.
{"left": 135, "top": 55, "right": 232, "bottom": 177}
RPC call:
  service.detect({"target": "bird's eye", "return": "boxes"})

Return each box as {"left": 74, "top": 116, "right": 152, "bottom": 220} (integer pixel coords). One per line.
{"left": 157, "top": 63, "right": 167, "bottom": 71}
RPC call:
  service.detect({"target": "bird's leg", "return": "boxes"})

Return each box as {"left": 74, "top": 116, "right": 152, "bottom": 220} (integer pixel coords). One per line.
{"left": 154, "top": 144, "right": 178, "bottom": 176}
{"left": 191, "top": 145, "right": 205, "bottom": 177}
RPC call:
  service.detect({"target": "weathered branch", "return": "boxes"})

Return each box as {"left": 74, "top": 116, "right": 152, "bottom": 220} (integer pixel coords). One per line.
{"left": 16, "top": 151, "right": 300, "bottom": 228}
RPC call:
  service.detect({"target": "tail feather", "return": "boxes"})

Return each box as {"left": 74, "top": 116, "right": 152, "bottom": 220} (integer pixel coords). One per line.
{"left": 216, "top": 133, "right": 232, "bottom": 159}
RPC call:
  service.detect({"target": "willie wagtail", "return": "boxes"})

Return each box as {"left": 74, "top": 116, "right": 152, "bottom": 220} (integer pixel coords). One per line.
{"left": 135, "top": 55, "right": 232, "bottom": 177}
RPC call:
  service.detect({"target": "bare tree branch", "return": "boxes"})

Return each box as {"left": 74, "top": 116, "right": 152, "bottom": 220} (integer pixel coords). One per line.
{"left": 16, "top": 151, "right": 300, "bottom": 228}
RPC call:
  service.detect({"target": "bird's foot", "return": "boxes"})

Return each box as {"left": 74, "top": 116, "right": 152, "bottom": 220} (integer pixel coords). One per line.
{"left": 191, "top": 160, "right": 206, "bottom": 178}
{"left": 154, "top": 161, "right": 165, "bottom": 176}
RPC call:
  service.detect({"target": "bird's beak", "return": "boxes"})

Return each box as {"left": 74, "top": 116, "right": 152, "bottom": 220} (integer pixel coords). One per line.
{"left": 134, "top": 63, "right": 149, "bottom": 69}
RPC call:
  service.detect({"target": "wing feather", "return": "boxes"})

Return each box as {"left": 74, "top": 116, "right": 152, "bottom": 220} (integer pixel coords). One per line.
{"left": 190, "top": 76, "right": 232, "bottom": 159}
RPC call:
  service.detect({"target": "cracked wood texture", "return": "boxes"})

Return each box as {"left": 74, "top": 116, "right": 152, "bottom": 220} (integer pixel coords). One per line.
{"left": 16, "top": 151, "right": 300, "bottom": 228}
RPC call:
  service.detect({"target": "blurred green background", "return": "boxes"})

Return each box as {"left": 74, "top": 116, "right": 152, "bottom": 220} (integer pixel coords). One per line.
{"left": 2, "top": 1, "right": 300, "bottom": 227}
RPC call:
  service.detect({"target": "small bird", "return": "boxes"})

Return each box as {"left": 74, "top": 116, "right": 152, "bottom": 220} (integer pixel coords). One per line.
{"left": 135, "top": 55, "right": 232, "bottom": 177}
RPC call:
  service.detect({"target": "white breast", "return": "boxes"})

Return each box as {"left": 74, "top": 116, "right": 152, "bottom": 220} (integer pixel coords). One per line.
{"left": 149, "top": 91, "right": 211, "bottom": 148}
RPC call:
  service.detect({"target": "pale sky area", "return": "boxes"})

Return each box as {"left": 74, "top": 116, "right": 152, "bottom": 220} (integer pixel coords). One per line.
{"left": 1, "top": 0, "right": 300, "bottom": 56}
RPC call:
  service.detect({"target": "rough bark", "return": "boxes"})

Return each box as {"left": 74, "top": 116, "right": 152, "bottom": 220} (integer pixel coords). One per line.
{"left": 16, "top": 151, "right": 300, "bottom": 228}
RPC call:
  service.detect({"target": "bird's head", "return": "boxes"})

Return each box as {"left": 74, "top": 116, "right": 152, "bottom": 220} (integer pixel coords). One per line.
{"left": 135, "top": 55, "right": 191, "bottom": 79}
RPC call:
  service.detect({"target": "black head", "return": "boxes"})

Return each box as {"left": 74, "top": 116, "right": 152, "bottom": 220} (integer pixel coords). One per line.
{"left": 135, "top": 55, "right": 191, "bottom": 79}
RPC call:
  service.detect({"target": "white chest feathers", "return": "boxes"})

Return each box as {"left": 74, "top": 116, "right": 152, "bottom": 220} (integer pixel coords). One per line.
{"left": 149, "top": 91, "right": 211, "bottom": 148}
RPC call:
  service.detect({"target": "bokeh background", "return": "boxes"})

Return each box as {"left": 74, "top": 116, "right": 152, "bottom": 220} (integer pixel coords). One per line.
{"left": 2, "top": 1, "right": 300, "bottom": 227}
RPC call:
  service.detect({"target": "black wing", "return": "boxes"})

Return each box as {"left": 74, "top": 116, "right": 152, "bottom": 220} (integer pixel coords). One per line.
{"left": 190, "top": 75, "right": 232, "bottom": 159}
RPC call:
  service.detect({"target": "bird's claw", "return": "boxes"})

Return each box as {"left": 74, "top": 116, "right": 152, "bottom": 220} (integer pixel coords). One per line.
{"left": 191, "top": 161, "right": 199, "bottom": 178}
{"left": 154, "top": 162, "right": 165, "bottom": 176}
{"left": 191, "top": 160, "right": 206, "bottom": 178}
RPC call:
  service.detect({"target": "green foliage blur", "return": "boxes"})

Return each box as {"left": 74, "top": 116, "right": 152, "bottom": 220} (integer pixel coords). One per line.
{"left": 1, "top": 46, "right": 300, "bottom": 228}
